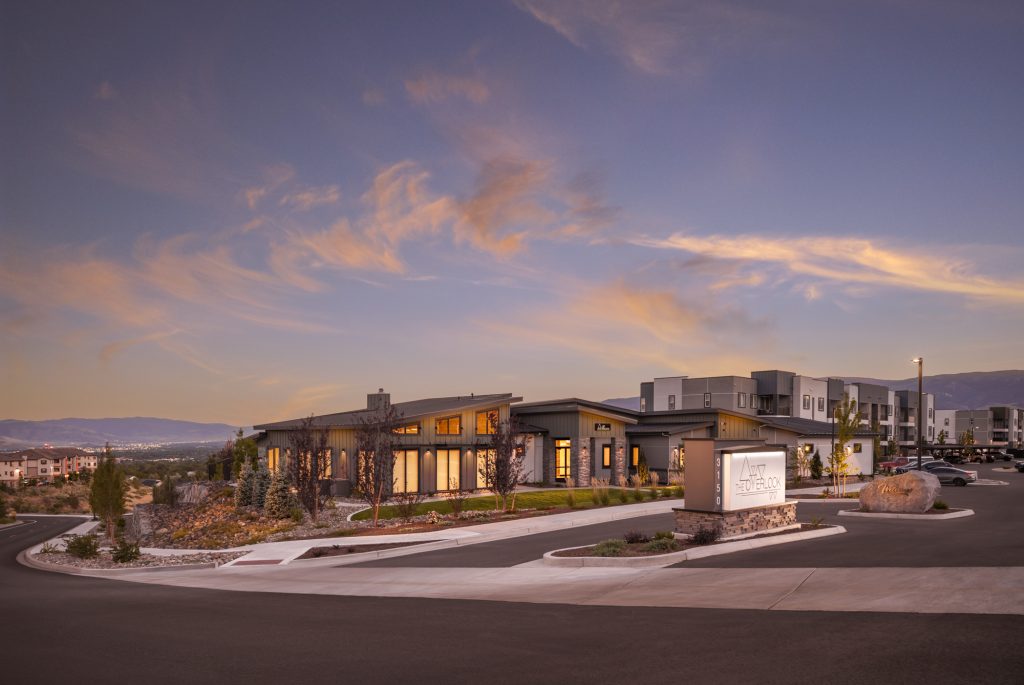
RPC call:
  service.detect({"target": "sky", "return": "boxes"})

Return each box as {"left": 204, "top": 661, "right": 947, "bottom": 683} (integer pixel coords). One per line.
{"left": 2, "top": 0, "right": 1023, "bottom": 426}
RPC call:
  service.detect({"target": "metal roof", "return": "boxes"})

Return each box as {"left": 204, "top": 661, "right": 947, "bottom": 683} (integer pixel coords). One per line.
{"left": 758, "top": 416, "right": 879, "bottom": 437}
{"left": 626, "top": 422, "right": 714, "bottom": 435}
{"left": 512, "top": 398, "right": 640, "bottom": 424}
{"left": 254, "top": 393, "right": 521, "bottom": 430}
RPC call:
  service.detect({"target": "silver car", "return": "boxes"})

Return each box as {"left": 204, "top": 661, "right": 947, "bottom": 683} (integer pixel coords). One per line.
{"left": 929, "top": 466, "right": 978, "bottom": 487}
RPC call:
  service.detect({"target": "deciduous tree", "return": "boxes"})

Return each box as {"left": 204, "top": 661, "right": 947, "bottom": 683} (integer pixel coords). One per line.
{"left": 355, "top": 404, "right": 401, "bottom": 527}
{"left": 287, "top": 416, "right": 332, "bottom": 521}
{"left": 478, "top": 416, "right": 527, "bottom": 512}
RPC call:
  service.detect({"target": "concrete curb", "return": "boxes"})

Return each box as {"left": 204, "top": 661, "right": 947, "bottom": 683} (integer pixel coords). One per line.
{"left": 838, "top": 508, "right": 975, "bottom": 520}
{"left": 20, "top": 550, "right": 220, "bottom": 576}
{"left": 542, "top": 525, "right": 846, "bottom": 568}
{"left": 789, "top": 498, "right": 862, "bottom": 503}
{"left": 0, "top": 520, "right": 27, "bottom": 530}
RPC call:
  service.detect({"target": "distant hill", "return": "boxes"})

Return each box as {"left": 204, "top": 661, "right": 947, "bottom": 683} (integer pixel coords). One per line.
{"left": 603, "top": 396, "right": 642, "bottom": 411}
{"left": 844, "top": 370, "right": 1024, "bottom": 410}
{"left": 0, "top": 417, "right": 240, "bottom": 448}
{"left": 604, "top": 370, "right": 1024, "bottom": 412}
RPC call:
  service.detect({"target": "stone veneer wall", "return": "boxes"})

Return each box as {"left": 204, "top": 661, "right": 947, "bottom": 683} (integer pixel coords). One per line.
{"left": 674, "top": 502, "right": 796, "bottom": 538}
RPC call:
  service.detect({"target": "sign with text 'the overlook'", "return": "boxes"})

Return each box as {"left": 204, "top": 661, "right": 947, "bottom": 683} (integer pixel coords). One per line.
{"left": 721, "top": 451, "right": 786, "bottom": 511}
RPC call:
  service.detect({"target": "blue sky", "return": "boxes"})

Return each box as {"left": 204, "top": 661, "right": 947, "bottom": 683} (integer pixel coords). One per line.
{"left": 3, "top": 0, "right": 1023, "bottom": 425}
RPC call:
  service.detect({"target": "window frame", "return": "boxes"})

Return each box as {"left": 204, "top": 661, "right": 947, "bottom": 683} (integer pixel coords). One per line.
{"left": 737, "top": 392, "right": 746, "bottom": 408}
{"left": 555, "top": 439, "right": 572, "bottom": 481}
{"left": 668, "top": 394, "right": 676, "bottom": 410}
{"left": 435, "top": 448, "right": 460, "bottom": 491}
{"left": 703, "top": 393, "right": 711, "bottom": 408}
{"left": 435, "top": 415, "right": 462, "bottom": 436}
{"left": 803, "top": 394, "right": 811, "bottom": 410}
{"left": 602, "top": 444, "right": 611, "bottom": 468}
{"left": 475, "top": 409, "right": 498, "bottom": 436}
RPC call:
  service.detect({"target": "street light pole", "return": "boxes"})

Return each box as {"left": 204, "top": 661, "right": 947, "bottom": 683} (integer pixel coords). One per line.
{"left": 913, "top": 357, "right": 923, "bottom": 470}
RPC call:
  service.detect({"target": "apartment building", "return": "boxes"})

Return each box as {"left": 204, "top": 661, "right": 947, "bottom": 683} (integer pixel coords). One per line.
{"left": 934, "top": 409, "right": 957, "bottom": 443}
{"left": 895, "top": 390, "right": 936, "bottom": 447}
{"left": 640, "top": 376, "right": 758, "bottom": 415}
{"left": 953, "top": 406, "right": 1023, "bottom": 448}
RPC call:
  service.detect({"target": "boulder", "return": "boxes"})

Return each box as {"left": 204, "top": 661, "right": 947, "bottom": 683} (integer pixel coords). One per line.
{"left": 858, "top": 471, "right": 940, "bottom": 513}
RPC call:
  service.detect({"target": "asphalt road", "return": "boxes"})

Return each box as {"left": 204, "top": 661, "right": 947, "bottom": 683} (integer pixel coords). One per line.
{"left": 2, "top": 505, "right": 1023, "bottom": 684}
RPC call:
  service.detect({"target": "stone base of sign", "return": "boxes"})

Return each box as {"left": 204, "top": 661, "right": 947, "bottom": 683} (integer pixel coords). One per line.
{"left": 673, "top": 501, "right": 797, "bottom": 539}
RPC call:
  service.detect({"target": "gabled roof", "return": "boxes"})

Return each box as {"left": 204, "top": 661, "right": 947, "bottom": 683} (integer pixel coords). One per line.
{"left": 512, "top": 398, "right": 639, "bottom": 425}
{"left": 759, "top": 416, "right": 879, "bottom": 437}
{"left": 254, "top": 393, "right": 521, "bottom": 430}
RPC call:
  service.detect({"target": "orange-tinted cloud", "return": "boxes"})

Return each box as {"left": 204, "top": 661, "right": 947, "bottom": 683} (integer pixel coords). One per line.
{"left": 405, "top": 70, "right": 490, "bottom": 104}
{"left": 279, "top": 185, "right": 342, "bottom": 211}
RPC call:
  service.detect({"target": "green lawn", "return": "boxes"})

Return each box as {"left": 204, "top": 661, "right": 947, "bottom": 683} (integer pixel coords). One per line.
{"left": 350, "top": 486, "right": 681, "bottom": 521}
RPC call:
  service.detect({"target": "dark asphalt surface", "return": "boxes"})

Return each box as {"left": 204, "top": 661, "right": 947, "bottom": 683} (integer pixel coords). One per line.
{"left": 2, "top": 480, "right": 1023, "bottom": 684}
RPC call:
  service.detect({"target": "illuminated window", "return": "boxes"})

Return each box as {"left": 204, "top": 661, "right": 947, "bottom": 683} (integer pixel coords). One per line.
{"left": 267, "top": 448, "right": 280, "bottom": 472}
{"left": 476, "top": 409, "right": 498, "bottom": 435}
{"left": 631, "top": 446, "right": 639, "bottom": 467}
{"left": 476, "top": 449, "right": 494, "bottom": 488}
{"left": 393, "top": 449, "right": 419, "bottom": 493}
{"left": 852, "top": 443, "right": 863, "bottom": 453}
{"left": 602, "top": 445, "right": 611, "bottom": 468}
{"left": 436, "top": 449, "right": 460, "bottom": 491}
{"left": 324, "top": 448, "right": 332, "bottom": 478}
{"left": 555, "top": 439, "right": 571, "bottom": 481}
{"left": 436, "top": 415, "right": 462, "bottom": 435}
{"left": 393, "top": 424, "right": 420, "bottom": 435}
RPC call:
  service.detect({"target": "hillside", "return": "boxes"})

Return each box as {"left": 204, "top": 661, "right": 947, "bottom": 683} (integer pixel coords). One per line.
{"left": 0, "top": 417, "right": 239, "bottom": 448}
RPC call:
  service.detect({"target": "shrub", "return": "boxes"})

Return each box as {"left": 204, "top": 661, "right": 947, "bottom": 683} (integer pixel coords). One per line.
{"left": 616, "top": 487, "right": 629, "bottom": 504}
{"left": 648, "top": 472, "right": 660, "bottom": 499}
{"left": 690, "top": 527, "right": 721, "bottom": 546}
{"left": 111, "top": 539, "right": 141, "bottom": 563}
{"left": 425, "top": 510, "right": 443, "bottom": 525}
{"left": 393, "top": 491, "right": 426, "bottom": 522}
{"left": 623, "top": 530, "right": 650, "bottom": 544}
{"left": 289, "top": 507, "right": 305, "bottom": 523}
{"left": 653, "top": 530, "right": 675, "bottom": 541}
{"left": 808, "top": 515, "right": 825, "bottom": 528}
{"left": 591, "top": 477, "right": 611, "bottom": 507}
{"left": 644, "top": 537, "right": 678, "bottom": 553}
{"left": 39, "top": 541, "right": 59, "bottom": 554}
{"left": 592, "top": 538, "right": 626, "bottom": 557}
{"left": 933, "top": 499, "right": 949, "bottom": 510}
{"left": 65, "top": 534, "right": 100, "bottom": 559}
{"left": 443, "top": 484, "right": 469, "bottom": 516}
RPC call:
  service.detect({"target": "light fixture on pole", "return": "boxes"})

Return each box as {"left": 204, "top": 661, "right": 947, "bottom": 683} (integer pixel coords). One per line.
{"left": 912, "top": 357, "right": 923, "bottom": 470}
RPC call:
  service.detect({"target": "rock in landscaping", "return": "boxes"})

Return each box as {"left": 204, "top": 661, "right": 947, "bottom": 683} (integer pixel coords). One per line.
{"left": 859, "top": 471, "right": 940, "bottom": 513}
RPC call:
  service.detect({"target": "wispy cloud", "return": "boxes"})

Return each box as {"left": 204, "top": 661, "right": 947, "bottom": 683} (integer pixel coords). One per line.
{"left": 405, "top": 70, "right": 490, "bottom": 104}
{"left": 279, "top": 185, "right": 341, "bottom": 211}
{"left": 636, "top": 233, "right": 1024, "bottom": 304}
{"left": 514, "top": 0, "right": 805, "bottom": 76}
{"left": 241, "top": 163, "right": 296, "bottom": 210}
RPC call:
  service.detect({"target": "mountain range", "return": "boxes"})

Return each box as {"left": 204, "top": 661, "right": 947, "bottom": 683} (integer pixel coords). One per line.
{"left": 604, "top": 371, "right": 1024, "bottom": 412}
{"left": 0, "top": 417, "right": 239, "bottom": 449}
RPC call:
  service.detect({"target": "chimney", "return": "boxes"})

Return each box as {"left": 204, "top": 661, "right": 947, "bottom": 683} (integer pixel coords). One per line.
{"left": 367, "top": 388, "right": 390, "bottom": 411}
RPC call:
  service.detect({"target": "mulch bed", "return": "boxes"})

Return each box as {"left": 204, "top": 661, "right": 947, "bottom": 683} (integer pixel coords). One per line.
{"left": 553, "top": 524, "right": 830, "bottom": 558}
{"left": 296, "top": 541, "right": 433, "bottom": 559}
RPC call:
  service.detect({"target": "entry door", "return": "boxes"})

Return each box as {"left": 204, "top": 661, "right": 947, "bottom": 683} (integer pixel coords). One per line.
{"left": 555, "top": 439, "right": 571, "bottom": 482}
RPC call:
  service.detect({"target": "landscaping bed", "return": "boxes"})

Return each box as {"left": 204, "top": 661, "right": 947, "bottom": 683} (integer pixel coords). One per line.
{"left": 553, "top": 524, "right": 833, "bottom": 558}
{"left": 790, "top": 492, "right": 860, "bottom": 499}
{"left": 33, "top": 549, "right": 245, "bottom": 570}
{"left": 295, "top": 541, "right": 432, "bottom": 559}
{"left": 850, "top": 507, "right": 966, "bottom": 515}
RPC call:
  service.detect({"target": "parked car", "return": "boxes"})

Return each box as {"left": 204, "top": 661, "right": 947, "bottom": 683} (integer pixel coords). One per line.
{"left": 922, "top": 460, "right": 955, "bottom": 472}
{"left": 930, "top": 466, "right": 978, "bottom": 486}
{"left": 989, "top": 451, "right": 1013, "bottom": 462}
{"left": 1015, "top": 460, "right": 1024, "bottom": 474}
{"left": 894, "top": 458, "right": 940, "bottom": 474}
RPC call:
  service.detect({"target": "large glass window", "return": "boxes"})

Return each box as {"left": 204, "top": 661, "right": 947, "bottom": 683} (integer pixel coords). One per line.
{"left": 476, "top": 448, "right": 494, "bottom": 488}
{"left": 476, "top": 410, "right": 498, "bottom": 436}
{"left": 436, "top": 449, "right": 460, "bottom": 491}
{"left": 393, "top": 449, "right": 419, "bottom": 493}
{"left": 602, "top": 445, "right": 611, "bottom": 468}
{"left": 555, "top": 439, "right": 571, "bottom": 481}
{"left": 737, "top": 392, "right": 746, "bottom": 408}
{"left": 803, "top": 395, "right": 811, "bottom": 410}
{"left": 436, "top": 415, "right": 462, "bottom": 435}
{"left": 267, "top": 448, "right": 280, "bottom": 472}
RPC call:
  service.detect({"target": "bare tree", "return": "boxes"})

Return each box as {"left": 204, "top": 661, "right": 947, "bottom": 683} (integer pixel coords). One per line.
{"left": 478, "top": 416, "right": 527, "bottom": 512}
{"left": 832, "top": 398, "right": 864, "bottom": 496}
{"left": 287, "top": 415, "right": 332, "bottom": 522}
{"left": 355, "top": 404, "right": 401, "bottom": 527}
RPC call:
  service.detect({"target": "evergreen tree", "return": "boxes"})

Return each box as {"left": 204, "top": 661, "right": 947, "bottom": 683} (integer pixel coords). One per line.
{"left": 234, "top": 463, "right": 255, "bottom": 507}
{"left": 810, "top": 450, "right": 824, "bottom": 480}
{"left": 232, "top": 428, "right": 257, "bottom": 478}
{"left": 252, "top": 464, "right": 271, "bottom": 509}
{"left": 89, "top": 443, "right": 127, "bottom": 542}
{"left": 264, "top": 469, "right": 293, "bottom": 518}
